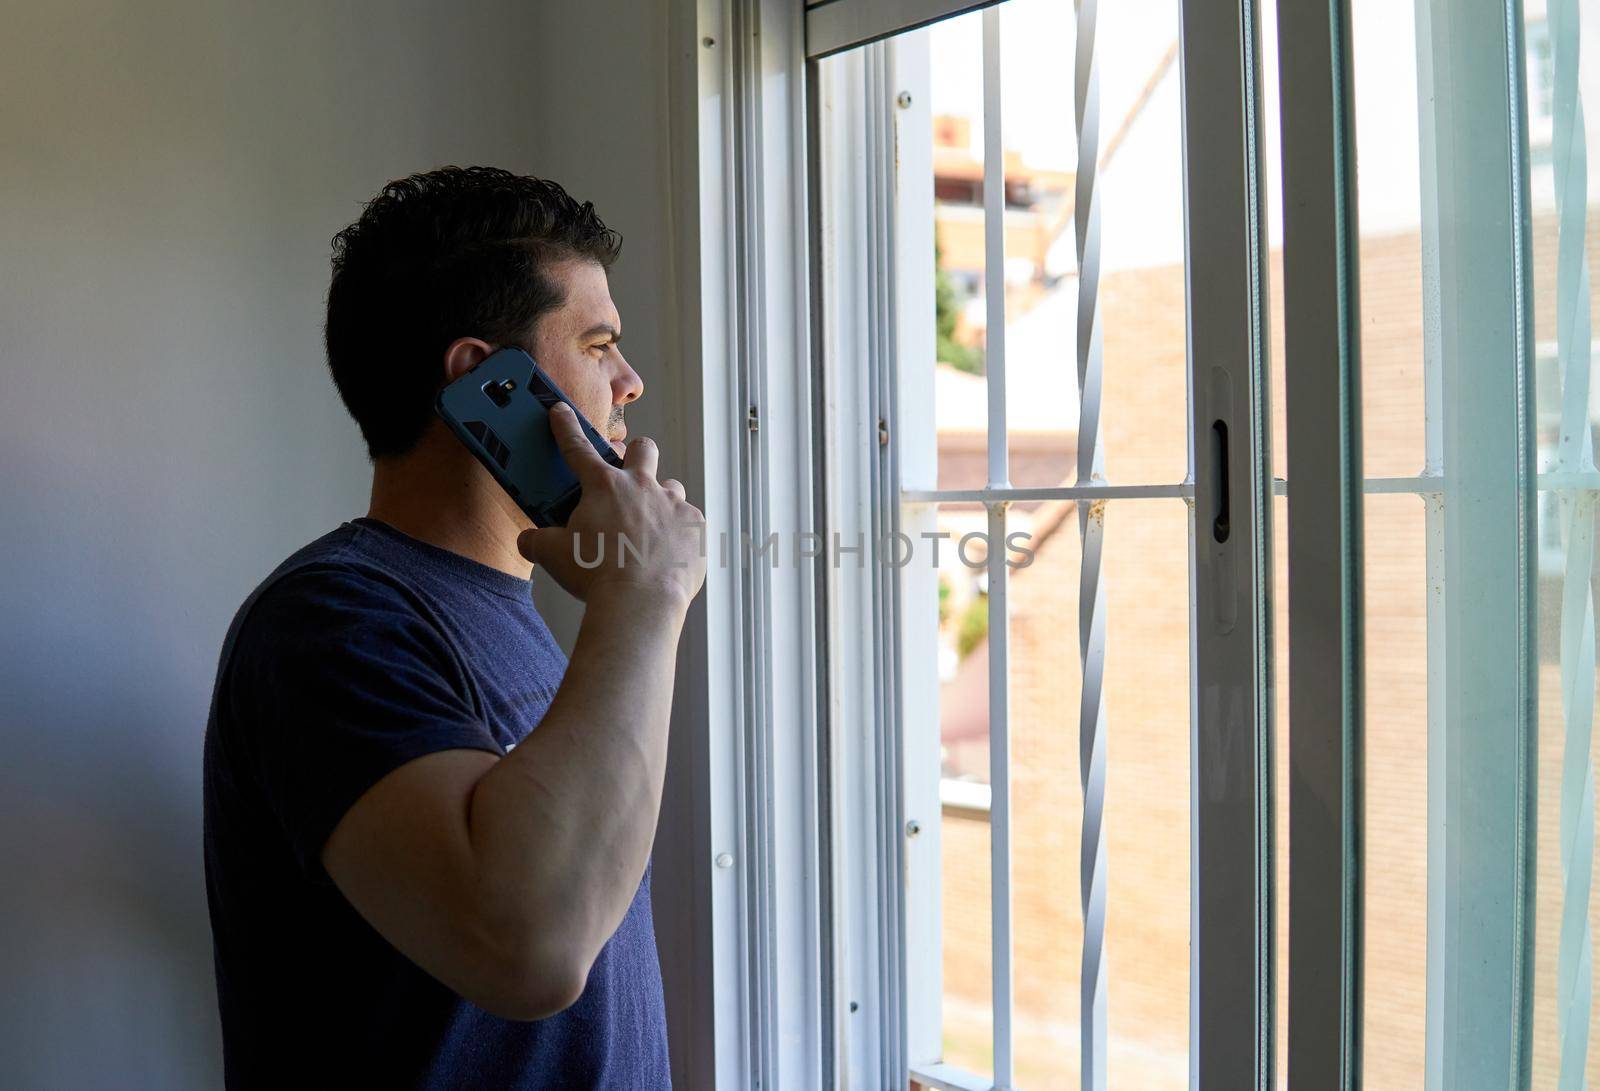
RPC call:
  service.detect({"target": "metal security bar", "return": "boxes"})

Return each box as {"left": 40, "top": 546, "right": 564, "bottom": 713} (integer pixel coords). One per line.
{"left": 1073, "top": 1, "right": 1109, "bottom": 1087}
{"left": 979, "top": 11, "right": 1016, "bottom": 1088}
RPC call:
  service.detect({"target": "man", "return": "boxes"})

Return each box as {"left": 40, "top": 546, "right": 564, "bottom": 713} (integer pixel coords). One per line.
{"left": 202, "top": 166, "right": 705, "bottom": 1089}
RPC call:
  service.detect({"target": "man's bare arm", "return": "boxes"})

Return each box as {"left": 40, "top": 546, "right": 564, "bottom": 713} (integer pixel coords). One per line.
{"left": 321, "top": 407, "right": 705, "bottom": 1021}
{"left": 320, "top": 581, "right": 688, "bottom": 1019}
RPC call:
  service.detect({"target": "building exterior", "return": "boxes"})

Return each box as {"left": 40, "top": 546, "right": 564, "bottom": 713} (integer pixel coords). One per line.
{"left": 923, "top": 2, "right": 1600, "bottom": 1087}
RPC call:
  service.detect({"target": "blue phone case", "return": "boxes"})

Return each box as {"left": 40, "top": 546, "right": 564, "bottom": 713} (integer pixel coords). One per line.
{"left": 434, "top": 346, "right": 624, "bottom": 528}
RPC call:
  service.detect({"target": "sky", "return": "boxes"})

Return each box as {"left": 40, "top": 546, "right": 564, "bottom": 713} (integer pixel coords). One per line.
{"left": 918, "top": 0, "right": 1498, "bottom": 249}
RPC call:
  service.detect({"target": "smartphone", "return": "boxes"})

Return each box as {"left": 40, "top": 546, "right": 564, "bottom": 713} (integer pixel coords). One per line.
{"left": 434, "top": 346, "right": 625, "bottom": 528}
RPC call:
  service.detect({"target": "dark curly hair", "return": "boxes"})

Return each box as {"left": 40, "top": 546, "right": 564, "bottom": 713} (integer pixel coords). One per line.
{"left": 324, "top": 166, "right": 622, "bottom": 459}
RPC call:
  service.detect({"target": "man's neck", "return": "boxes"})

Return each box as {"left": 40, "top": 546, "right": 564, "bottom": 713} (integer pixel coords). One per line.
{"left": 365, "top": 427, "right": 533, "bottom": 580}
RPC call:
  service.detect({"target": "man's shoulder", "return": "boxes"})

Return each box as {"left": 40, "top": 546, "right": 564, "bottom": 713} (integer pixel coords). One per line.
{"left": 239, "top": 526, "right": 421, "bottom": 626}
{"left": 213, "top": 525, "right": 437, "bottom": 686}
{"left": 203, "top": 525, "right": 471, "bottom": 764}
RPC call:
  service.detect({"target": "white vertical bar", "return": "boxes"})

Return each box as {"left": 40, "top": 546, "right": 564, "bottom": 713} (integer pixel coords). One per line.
{"left": 983, "top": 5, "right": 1009, "bottom": 492}
{"left": 1413, "top": 1, "right": 1539, "bottom": 1086}
{"left": 1072, "top": 2, "right": 1109, "bottom": 1088}
{"left": 981, "top": 7, "right": 1014, "bottom": 1088}
{"left": 987, "top": 500, "right": 1014, "bottom": 1091}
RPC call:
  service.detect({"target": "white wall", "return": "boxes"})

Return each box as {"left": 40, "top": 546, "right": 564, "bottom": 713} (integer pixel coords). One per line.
{"left": 0, "top": 1, "right": 700, "bottom": 1086}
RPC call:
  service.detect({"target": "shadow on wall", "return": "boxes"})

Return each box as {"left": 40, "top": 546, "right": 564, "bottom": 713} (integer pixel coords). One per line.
{"left": 0, "top": 672, "right": 219, "bottom": 1087}
{"left": 0, "top": 0, "right": 671, "bottom": 1085}
{"left": 0, "top": 444, "right": 226, "bottom": 1087}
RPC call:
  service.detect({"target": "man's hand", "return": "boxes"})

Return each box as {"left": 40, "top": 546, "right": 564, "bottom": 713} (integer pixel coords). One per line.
{"left": 518, "top": 402, "right": 707, "bottom": 607}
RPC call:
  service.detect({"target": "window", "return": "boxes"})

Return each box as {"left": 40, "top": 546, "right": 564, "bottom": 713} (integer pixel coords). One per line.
{"left": 811, "top": 1, "right": 1261, "bottom": 1087}
{"left": 692, "top": 0, "right": 1593, "bottom": 1087}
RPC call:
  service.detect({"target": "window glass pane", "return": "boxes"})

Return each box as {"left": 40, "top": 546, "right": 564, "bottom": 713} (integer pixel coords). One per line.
{"left": 1344, "top": 0, "right": 1459, "bottom": 1075}
{"left": 935, "top": 498, "right": 990, "bottom": 789}
{"left": 1358, "top": 490, "right": 1432, "bottom": 1085}
{"left": 932, "top": 498, "right": 995, "bottom": 1077}
{"left": 1351, "top": 0, "right": 1427, "bottom": 483}
{"left": 927, "top": 495, "right": 1193, "bottom": 1090}
{"left": 1345, "top": 3, "right": 1431, "bottom": 1083}
{"left": 1343, "top": 0, "right": 1579, "bottom": 1083}
{"left": 928, "top": 9, "right": 993, "bottom": 494}
{"left": 915, "top": 0, "right": 1194, "bottom": 1083}
{"left": 1075, "top": 497, "right": 1191, "bottom": 1088}
{"left": 1078, "top": 1, "right": 1188, "bottom": 491}
{"left": 926, "top": 0, "right": 1188, "bottom": 493}
{"left": 990, "top": 0, "right": 1078, "bottom": 493}
{"left": 939, "top": 796, "right": 995, "bottom": 1076}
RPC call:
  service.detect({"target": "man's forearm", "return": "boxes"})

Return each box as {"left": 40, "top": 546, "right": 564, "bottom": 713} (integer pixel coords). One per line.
{"left": 465, "top": 580, "right": 689, "bottom": 979}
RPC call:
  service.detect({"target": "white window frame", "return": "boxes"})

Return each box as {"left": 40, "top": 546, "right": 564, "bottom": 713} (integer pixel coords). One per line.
{"left": 807, "top": 1, "right": 1276, "bottom": 1088}
{"left": 671, "top": 1, "right": 830, "bottom": 1088}
{"left": 808, "top": 34, "right": 915, "bottom": 1090}
{"left": 681, "top": 0, "right": 1543, "bottom": 1088}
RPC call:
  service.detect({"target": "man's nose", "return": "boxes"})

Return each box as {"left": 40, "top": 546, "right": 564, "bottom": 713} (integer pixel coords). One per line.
{"left": 611, "top": 351, "right": 644, "bottom": 405}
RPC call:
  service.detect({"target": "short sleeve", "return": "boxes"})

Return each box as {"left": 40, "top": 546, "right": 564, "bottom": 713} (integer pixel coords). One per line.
{"left": 225, "top": 564, "right": 502, "bottom": 883}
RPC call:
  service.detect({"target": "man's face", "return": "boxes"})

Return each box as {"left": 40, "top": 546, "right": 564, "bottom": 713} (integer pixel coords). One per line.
{"left": 526, "top": 258, "right": 642, "bottom": 458}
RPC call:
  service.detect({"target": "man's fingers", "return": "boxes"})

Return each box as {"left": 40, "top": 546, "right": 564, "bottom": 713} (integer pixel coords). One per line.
{"left": 519, "top": 524, "right": 577, "bottom": 566}
{"left": 547, "top": 401, "right": 610, "bottom": 484}
{"left": 624, "top": 435, "right": 659, "bottom": 480}
{"left": 518, "top": 525, "right": 595, "bottom": 600}
{"left": 661, "top": 477, "right": 686, "bottom": 502}
{"left": 516, "top": 527, "right": 542, "bottom": 563}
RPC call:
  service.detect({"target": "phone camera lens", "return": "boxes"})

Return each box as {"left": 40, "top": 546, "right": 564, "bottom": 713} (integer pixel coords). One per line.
{"left": 482, "top": 378, "right": 515, "bottom": 409}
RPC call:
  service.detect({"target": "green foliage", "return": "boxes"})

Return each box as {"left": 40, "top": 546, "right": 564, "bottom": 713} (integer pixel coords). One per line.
{"left": 935, "top": 233, "right": 984, "bottom": 375}
{"left": 956, "top": 592, "right": 989, "bottom": 660}
{"left": 938, "top": 575, "right": 952, "bottom": 624}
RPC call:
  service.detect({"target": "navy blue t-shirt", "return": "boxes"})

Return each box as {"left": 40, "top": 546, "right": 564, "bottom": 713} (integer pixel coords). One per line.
{"left": 202, "top": 516, "right": 670, "bottom": 1089}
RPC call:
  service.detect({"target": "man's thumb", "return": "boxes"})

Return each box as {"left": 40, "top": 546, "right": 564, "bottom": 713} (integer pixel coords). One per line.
{"left": 517, "top": 527, "right": 542, "bottom": 564}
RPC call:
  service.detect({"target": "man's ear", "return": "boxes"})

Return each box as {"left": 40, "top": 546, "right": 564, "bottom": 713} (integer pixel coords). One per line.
{"left": 441, "top": 337, "right": 496, "bottom": 385}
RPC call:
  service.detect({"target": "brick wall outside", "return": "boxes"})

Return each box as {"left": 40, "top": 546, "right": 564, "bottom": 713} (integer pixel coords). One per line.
{"left": 932, "top": 213, "right": 1600, "bottom": 1090}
